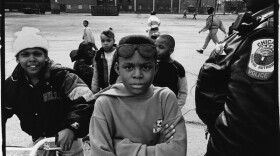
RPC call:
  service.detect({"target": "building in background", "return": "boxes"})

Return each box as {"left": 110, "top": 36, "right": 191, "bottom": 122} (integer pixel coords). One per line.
{"left": 117, "top": 0, "right": 180, "bottom": 13}
{"left": 180, "top": 0, "right": 245, "bottom": 14}
{"left": 55, "top": 0, "right": 181, "bottom": 13}
{"left": 5, "top": 0, "right": 51, "bottom": 12}
{"left": 5, "top": 0, "right": 244, "bottom": 14}
{"left": 50, "top": 0, "right": 97, "bottom": 13}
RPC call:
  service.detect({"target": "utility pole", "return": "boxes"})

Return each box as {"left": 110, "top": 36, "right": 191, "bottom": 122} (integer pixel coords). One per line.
{"left": 179, "top": 0, "right": 181, "bottom": 13}
{"left": 153, "top": 0, "right": 155, "bottom": 11}
{"left": 214, "top": 0, "right": 217, "bottom": 13}
{"left": 134, "top": 0, "right": 136, "bottom": 12}
{"left": 196, "top": 0, "right": 202, "bottom": 14}
{"left": 171, "top": 0, "right": 173, "bottom": 13}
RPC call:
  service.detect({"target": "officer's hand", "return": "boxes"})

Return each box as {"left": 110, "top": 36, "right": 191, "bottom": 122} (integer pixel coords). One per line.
{"left": 56, "top": 128, "right": 75, "bottom": 151}
{"left": 159, "top": 124, "right": 176, "bottom": 143}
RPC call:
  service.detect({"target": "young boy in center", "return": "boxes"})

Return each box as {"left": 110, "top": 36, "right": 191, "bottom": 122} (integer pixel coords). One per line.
{"left": 153, "top": 34, "right": 188, "bottom": 108}
{"left": 89, "top": 35, "right": 187, "bottom": 156}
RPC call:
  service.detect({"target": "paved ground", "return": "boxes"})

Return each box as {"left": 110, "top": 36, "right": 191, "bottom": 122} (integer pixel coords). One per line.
{"left": 4, "top": 12, "right": 237, "bottom": 156}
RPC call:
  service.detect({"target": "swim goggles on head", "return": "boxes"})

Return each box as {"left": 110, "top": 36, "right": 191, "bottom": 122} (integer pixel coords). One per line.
{"left": 116, "top": 44, "right": 157, "bottom": 58}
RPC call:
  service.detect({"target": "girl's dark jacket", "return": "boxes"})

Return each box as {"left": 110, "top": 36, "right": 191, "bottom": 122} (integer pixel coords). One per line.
{"left": 4, "top": 60, "right": 95, "bottom": 140}
{"left": 91, "top": 45, "right": 118, "bottom": 93}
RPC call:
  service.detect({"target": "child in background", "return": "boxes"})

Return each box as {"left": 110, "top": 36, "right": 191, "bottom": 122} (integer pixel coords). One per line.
{"left": 83, "top": 20, "right": 98, "bottom": 51}
{"left": 147, "top": 11, "right": 161, "bottom": 39}
{"left": 91, "top": 28, "right": 119, "bottom": 93}
{"left": 153, "top": 34, "right": 188, "bottom": 108}
{"left": 89, "top": 35, "right": 187, "bottom": 156}
{"left": 193, "top": 12, "right": 197, "bottom": 20}
{"left": 70, "top": 41, "right": 95, "bottom": 88}
{"left": 183, "top": 10, "right": 187, "bottom": 18}
{"left": 4, "top": 27, "right": 94, "bottom": 156}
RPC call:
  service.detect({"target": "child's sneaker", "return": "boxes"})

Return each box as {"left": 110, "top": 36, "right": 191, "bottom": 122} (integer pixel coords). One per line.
{"left": 196, "top": 49, "right": 204, "bottom": 54}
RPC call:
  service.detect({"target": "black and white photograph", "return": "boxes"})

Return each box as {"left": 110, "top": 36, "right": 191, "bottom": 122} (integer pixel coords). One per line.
{"left": 2, "top": 0, "right": 279, "bottom": 156}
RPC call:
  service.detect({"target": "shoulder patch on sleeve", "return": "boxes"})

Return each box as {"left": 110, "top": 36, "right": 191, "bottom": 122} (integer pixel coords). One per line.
{"left": 246, "top": 39, "right": 274, "bottom": 80}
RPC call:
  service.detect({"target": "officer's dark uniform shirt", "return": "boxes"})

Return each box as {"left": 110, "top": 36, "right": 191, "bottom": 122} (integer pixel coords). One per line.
{"left": 195, "top": 4, "right": 278, "bottom": 156}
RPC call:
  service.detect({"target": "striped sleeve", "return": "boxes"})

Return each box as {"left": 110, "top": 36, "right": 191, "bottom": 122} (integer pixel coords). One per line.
{"left": 62, "top": 72, "right": 95, "bottom": 102}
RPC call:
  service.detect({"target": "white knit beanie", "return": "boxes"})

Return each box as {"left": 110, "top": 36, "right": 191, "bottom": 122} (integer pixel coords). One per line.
{"left": 13, "top": 27, "right": 49, "bottom": 56}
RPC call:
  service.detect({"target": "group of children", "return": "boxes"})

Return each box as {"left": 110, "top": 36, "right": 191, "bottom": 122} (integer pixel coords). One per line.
{"left": 4, "top": 20, "right": 188, "bottom": 155}
{"left": 73, "top": 20, "right": 188, "bottom": 107}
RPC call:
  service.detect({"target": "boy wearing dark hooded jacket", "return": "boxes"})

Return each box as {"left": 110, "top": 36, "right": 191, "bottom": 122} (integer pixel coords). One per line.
{"left": 4, "top": 27, "right": 94, "bottom": 156}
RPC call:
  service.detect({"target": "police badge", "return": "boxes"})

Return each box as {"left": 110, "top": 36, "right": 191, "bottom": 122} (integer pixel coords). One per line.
{"left": 246, "top": 39, "right": 274, "bottom": 80}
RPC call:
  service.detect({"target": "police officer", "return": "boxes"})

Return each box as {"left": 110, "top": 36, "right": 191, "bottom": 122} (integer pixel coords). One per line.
{"left": 195, "top": 0, "right": 278, "bottom": 156}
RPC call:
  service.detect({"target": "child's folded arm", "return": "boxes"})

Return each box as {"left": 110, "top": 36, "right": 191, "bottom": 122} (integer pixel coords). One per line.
{"left": 90, "top": 87, "right": 187, "bottom": 156}
{"left": 90, "top": 117, "right": 117, "bottom": 156}
{"left": 114, "top": 117, "right": 187, "bottom": 156}
{"left": 115, "top": 91, "right": 187, "bottom": 156}
{"left": 89, "top": 100, "right": 116, "bottom": 156}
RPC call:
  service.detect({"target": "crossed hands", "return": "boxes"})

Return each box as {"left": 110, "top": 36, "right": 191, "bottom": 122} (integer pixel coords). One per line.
{"left": 159, "top": 124, "right": 176, "bottom": 143}
{"left": 55, "top": 125, "right": 175, "bottom": 150}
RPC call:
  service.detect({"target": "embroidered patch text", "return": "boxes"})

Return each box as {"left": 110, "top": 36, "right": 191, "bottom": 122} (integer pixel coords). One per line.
{"left": 246, "top": 39, "right": 274, "bottom": 80}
